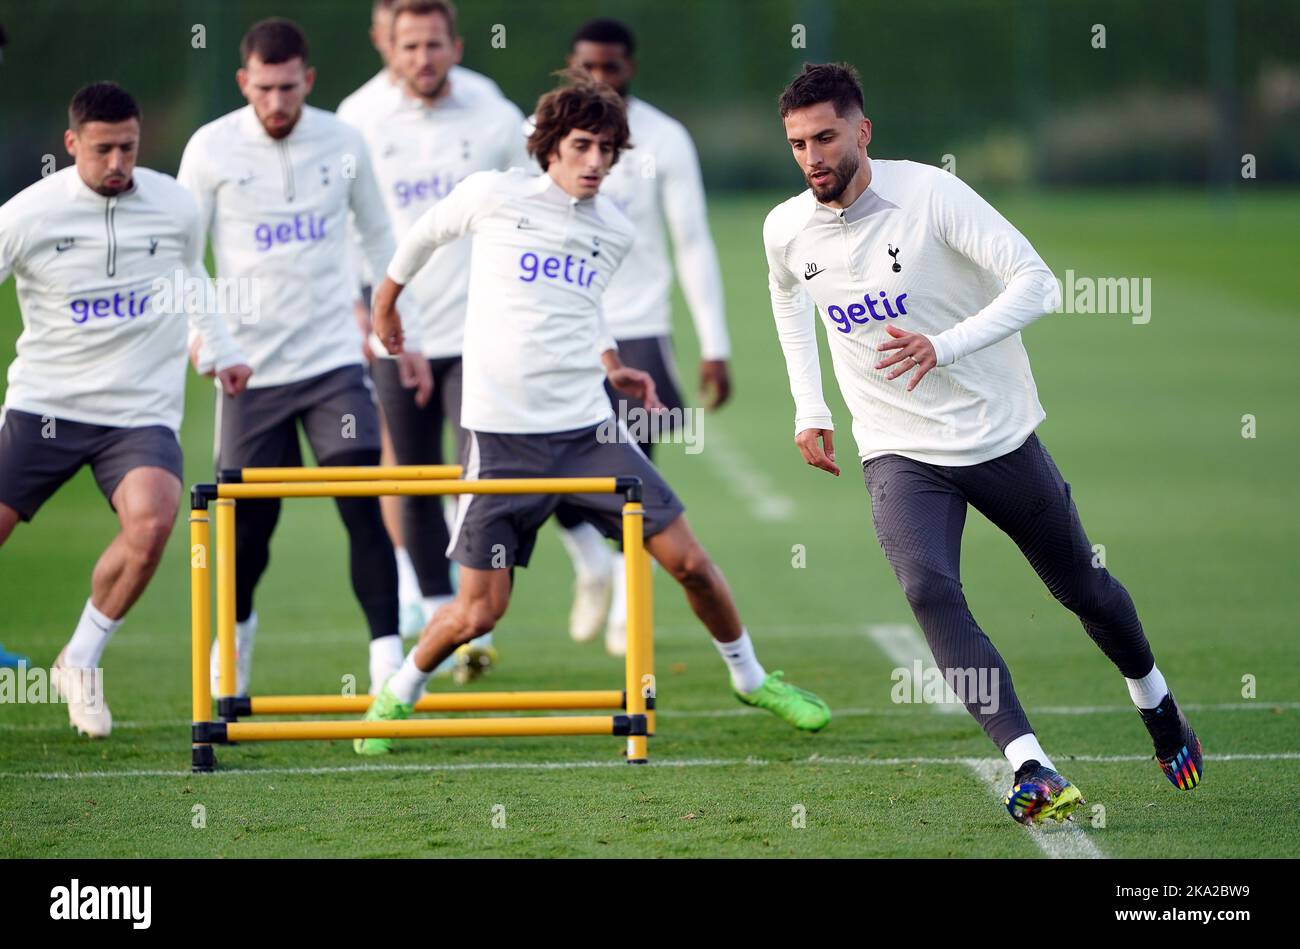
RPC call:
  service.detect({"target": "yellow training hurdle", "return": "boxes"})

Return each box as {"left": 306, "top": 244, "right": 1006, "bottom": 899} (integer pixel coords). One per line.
{"left": 189, "top": 465, "right": 655, "bottom": 772}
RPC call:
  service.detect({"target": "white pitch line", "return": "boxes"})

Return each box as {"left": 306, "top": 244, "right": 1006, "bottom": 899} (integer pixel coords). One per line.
{"left": 696, "top": 425, "right": 797, "bottom": 522}
{"left": 2, "top": 751, "right": 1295, "bottom": 782}
{"left": 963, "top": 757, "right": 1105, "bottom": 859}
{"left": 806, "top": 752, "right": 1300, "bottom": 765}
{"left": 862, "top": 623, "right": 963, "bottom": 713}
{"left": 665, "top": 701, "right": 1300, "bottom": 719}
{"left": 0, "top": 700, "right": 1295, "bottom": 733}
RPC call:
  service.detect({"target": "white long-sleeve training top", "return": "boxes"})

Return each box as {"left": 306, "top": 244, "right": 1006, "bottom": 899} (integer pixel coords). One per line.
{"left": 178, "top": 104, "right": 396, "bottom": 388}
{"left": 764, "top": 159, "right": 1060, "bottom": 466}
{"left": 597, "top": 97, "right": 730, "bottom": 359}
{"left": 0, "top": 166, "right": 245, "bottom": 429}
{"left": 337, "top": 65, "right": 504, "bottom": 123}
{"left": 386, "top": 168, "right": 634, "bottom": 434}
{"left": 340, "top": 82, "right": 528, "bottom": 358}
{"left": 336, "top": 64, "right": 509, "bottom": 296}
{"left": 338, "top": 63, "right": 504, "bottom": 288}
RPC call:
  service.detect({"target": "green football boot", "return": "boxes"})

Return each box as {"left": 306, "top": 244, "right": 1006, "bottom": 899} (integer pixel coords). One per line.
{"left": 353, "top": 684, "right": 413, "bottom": 756}
{"left": 735, "top": 671, "right": 831, "bottom": 731}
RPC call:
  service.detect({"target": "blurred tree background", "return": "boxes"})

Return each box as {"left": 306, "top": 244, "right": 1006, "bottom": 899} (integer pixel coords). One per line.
{"left": 0, "top": 0, "right": 1297, "bottom": 196}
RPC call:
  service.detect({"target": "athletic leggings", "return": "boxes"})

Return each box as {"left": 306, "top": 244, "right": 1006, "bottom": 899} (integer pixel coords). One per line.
{"left": 234, "top": 447, "right": 398, "bottom": 640}
{"left": 863, "top": 433, "right": 1155, "bottom": 751}
{"left": 370, "top": 355, "right": 465, "bottom": 597}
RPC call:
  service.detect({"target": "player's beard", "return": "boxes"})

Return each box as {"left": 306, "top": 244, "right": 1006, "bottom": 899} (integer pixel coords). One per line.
{"left": 260, "top": 107, "right": 302, "bottom": 140}
{"left": 412, "top": 68, "right": 449, "bottom": 102}
{"left": 808, "top": 151, "right": 860, "bottom": 203}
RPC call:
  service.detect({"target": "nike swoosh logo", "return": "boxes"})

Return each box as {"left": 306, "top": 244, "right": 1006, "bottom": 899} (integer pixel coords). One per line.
{"left": 55, "top": 242, "right": 74, "bottom": 253}
{"left": 516, "top": 223, "right": 537, "bottom": 230}
{"left": 803, "top": 268, "right": 824, "bottom": 280}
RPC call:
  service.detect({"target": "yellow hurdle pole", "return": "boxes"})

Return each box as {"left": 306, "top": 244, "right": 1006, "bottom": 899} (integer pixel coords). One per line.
{"left": 639, "top": 532, "right": 656, "bottom": 737}
{"left": 225, "top": 716, "right": 622, "bottom": 742}
{"left": 622, "top": 501, "right": 649, "bottom": 764}
{"left": 190, "top": 507, "right": 213, "bottom": 769}
{"left": 248, "top": 690, "right": 625, "bottom": 715}
{"left": 216, "top": 477, "right": 620, "bottom": 501}
{"left": 233, "top": 465, "right": 462, "bottom": 483}
{"left": 215, "top": 499, "right": 237, "bottom": 706}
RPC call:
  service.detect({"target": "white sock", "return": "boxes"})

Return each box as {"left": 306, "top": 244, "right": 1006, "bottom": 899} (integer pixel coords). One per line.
{"left": 369, "top": 634, "right": 404, "bottom": 692}
{"left": 607, "top": 552, "right": 628, "bottom": 630}
{"left": 236, "top": 612, "right": 257, "bottom": 655}
{"left": 557, "top": 522, "right": 612, "bottom": 579}
{"left": 395, "top": 546, "right": 421, "bottom": 605}
{"left": 1125, "top": 664, "right": 1168, "bottom": 710}
{"left": 1005, "top": 733, "right": 1055, "bottom": 772}
{"left": 713, "top": 629, "right": 766, "bottom": 694}
{"left": 387, "top": 650, "right": 433, "bottom": 704}
{"left": 64, "top": 598, "right": 121, "bottom": 668}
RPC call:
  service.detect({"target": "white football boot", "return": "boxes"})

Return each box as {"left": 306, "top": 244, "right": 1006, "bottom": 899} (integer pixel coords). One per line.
{"left": 557, "top": 523, "right": 614, "bottom": 643}
{"left": 51, "top": 650, "right": 112, "bottom": 738}
{"left": 570, "top": 571, "right": 613, "bottom": 644}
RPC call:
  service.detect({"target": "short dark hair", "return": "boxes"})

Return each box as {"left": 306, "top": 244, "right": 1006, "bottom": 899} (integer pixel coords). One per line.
{"left": 570, "top": 17, "right": 635, "bottom": 56}
{"left": 68, "top": 81, "right": 140, "bottom": 131}
{"left": 778, "top": 62, "right": 865, "bottom": 118}
{"left": 391, "top": 0, "right": 457, "bottom": 38}
{"left": 527, "top": 72, "right": 631, "bottom": 171}
{"left": 240, "top": 17, "right": 310, "bottom": 67}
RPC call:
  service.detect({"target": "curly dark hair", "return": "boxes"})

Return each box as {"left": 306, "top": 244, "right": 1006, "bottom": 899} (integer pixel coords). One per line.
{"left": 526, "top": 72, "right": 631, "bottom": 172}
{"left": 778, "top": 62, "right": 865, "bottom": 118}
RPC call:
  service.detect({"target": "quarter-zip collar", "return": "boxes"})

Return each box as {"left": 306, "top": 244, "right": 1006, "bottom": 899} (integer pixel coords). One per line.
{"left": 238, "top": 105, "right": 305, "bottom": 202}
{"left": 533, "top": 173, "right": 600, "bottom": 248}
{"left": 63, "top": 170, "right": 136, "bottom": 276}
{"left": 534, "top": 172, "right": 599, "bottom": 208}
{"left": 807, "top": 161, "right": 899, "bottom": 282}
{"left": 810, "top": 159, "right": 896, "bottom": 226}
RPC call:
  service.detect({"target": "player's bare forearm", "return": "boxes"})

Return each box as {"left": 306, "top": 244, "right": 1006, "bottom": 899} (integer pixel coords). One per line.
{"left": 371, "top": 277, "right": 405, "bottom": 355}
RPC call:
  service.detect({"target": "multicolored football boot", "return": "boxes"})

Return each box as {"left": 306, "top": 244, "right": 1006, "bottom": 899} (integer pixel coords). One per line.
{"left": 1138, "top": 691, "right": 1203, "bottom": 790}
{"left": 451, "top": 642, "right": 498, "bottom": 685}
{"left": 1004, "top": 760, "right": 1085, "bottom": 825}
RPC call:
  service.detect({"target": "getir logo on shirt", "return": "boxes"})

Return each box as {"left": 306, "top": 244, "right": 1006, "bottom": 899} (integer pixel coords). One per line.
{"left": 826, "top": 289, "right": 909, "bottom": 335}
{"left": 69, "top": 290, "right": 151, "bottom": 324}
{"left": 254, "top": 213, "right": 327, "bottom": 251}
{"left": 394, "top": 172, "right": 462, "bottom": 208}
{"left": 518, "top": 251, "right": 599, "bottom": 288}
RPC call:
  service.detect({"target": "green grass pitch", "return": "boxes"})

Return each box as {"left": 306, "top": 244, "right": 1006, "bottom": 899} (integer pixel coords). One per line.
{"left": 1, "top": 190, "right": 1297, "bottom": 857}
